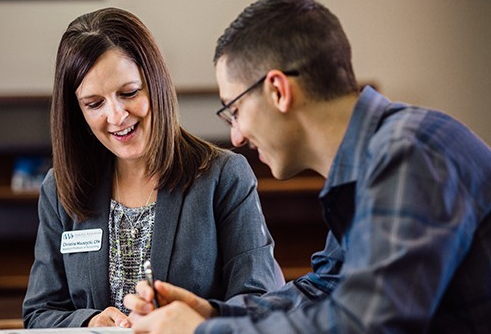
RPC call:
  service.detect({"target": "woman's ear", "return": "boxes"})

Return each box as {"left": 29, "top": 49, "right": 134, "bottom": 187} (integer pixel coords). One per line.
{"left": 265, "top": 70, "right": 293, "bottom": 113}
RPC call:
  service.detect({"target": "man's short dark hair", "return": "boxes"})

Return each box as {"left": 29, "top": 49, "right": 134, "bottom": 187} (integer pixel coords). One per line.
{"left": 214, "top": 0, "right": 358, "bottom": 101}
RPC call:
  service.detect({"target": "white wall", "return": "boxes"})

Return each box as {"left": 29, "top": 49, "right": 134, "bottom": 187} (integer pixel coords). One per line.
{"left": 1, "top": 0, "right": 490, "bottom": 143}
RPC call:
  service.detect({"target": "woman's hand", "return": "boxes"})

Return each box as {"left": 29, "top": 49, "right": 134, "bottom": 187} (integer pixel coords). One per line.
{"left": 124, "top": 280, "right": 217, "bottom": 319}
{"left": 87, "top": 306, "right": 130, "bottom": 328}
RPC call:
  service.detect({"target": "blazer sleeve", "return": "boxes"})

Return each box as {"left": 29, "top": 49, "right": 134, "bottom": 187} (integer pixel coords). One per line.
{"left": 213, "top": 153, "right": 284, "bottom": 299}
{"left": 22, "top": 170, "right": 100, "bottom": 328}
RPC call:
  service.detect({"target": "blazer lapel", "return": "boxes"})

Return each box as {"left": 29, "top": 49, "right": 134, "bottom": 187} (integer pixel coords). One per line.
{"left": 87, "top": 168, "right": 112, "bottom": 309}
{"left": 150, "top": 187, "right": 185, "bottom": 282}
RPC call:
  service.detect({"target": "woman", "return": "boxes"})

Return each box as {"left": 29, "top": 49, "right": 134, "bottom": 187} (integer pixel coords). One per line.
{"left": 23, "top": 7, "right": 283, "bottom": 328}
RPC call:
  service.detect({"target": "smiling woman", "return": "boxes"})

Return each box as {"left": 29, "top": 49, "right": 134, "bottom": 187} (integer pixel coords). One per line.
{"left": 22, "top": 7, "right": 284, "bottom": 329}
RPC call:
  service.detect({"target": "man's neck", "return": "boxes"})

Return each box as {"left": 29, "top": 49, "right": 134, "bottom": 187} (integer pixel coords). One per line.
{"left": 299, "top": 93, "right": 359, "bottom": 178}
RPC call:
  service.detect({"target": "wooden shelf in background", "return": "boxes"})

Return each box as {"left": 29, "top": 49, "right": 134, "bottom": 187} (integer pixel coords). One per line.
{"left": 282, "top": 266, "right": 311, "bottom": 281}
{"left": 0, "top": 177, "right": 325, "bottom": 201}
{"left": 0, "top": 95, "right": 51, "bottom": 106}
{"left": 0, "top": 186, "right": 38, "bottom": 202}
{"left": 257, "top": 176, "right": 324, "bottom": 194}
{"left": 0, "top": 319, "right": 23, "bottom": 329}
{"left": 0, "top": 276, "right": 29, "bottom": 290}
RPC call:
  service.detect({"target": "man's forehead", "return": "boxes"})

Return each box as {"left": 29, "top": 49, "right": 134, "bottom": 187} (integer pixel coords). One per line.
{"left": 215, "top": 58, "right": 244, "bottom": 101}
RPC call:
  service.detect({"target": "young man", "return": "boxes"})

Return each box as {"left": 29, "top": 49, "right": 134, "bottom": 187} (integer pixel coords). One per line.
{"left": 124, "top": 0, "right": 491, "bottom": 332}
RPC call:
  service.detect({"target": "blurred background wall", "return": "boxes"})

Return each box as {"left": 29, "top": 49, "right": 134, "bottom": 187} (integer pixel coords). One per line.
{"left": 0, "top": 0, "right": 490, "bottom": 143}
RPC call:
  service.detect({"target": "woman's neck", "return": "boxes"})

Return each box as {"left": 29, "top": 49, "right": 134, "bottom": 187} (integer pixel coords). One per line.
{"left": 113, "top": 159, "right": 158, "bottom": 207}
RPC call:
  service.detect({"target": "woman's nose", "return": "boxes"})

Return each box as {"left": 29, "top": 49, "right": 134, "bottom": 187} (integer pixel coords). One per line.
{"left": 106, "top": 101, "right": 129, "bottom": 126}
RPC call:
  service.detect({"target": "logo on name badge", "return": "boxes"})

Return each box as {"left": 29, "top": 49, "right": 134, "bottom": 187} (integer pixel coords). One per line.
{"left": 60, "top": 228, "right": 103, "bottom": 254}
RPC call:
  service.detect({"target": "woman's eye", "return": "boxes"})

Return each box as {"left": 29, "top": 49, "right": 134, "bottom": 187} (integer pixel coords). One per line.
{"left": 121, "top": 89, "right": 140, "bottom": 98}
{"left": 86, "top": 100, "right": 103, "bottom": 110}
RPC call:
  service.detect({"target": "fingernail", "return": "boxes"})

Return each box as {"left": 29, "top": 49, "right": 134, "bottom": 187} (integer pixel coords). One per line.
{"left": 119, "top": 319, "right": 129, "bottom": 328}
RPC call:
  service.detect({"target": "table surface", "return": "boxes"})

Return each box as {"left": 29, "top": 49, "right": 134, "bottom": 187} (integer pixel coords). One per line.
{"left": 0, "top": 328, "right": 132, "bottom": 334}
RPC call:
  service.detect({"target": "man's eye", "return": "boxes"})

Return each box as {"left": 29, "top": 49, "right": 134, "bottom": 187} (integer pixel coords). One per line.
{"left": 230, "top": 108, "right": 238, "bottom": 120}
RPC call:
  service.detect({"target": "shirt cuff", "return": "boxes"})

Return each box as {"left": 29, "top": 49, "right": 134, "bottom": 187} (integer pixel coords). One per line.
{"left": 208, "top": 299, "right": 248, "bottom": 317}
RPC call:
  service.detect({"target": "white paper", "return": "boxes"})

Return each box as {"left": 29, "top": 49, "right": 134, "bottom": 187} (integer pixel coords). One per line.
{"left": 0, "top": 328, "right": 132, "bottom": 334}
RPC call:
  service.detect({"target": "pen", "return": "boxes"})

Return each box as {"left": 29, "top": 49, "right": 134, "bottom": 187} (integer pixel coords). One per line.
{"left": 144, "top": 260, "right": 160, "bottom": 308}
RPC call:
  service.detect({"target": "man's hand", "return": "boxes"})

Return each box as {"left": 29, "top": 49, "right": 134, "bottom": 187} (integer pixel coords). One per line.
{"left": 131, "top": 301, "right": 205, "bottom": 334}
{"left": 87, "top": 306, "right": 130, "bottom": 328}
{"left": 123, "top": 280, "right": 217, "bottom": 319}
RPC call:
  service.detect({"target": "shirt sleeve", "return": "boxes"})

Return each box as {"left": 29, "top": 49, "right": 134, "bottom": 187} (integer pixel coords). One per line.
{"left": 197, "top": 231, "right": 344, "bottom": 333}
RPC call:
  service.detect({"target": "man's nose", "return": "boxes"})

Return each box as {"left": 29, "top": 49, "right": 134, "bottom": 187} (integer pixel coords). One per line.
{"left": 230, "top": 125, "right": 247, "bottom": 147}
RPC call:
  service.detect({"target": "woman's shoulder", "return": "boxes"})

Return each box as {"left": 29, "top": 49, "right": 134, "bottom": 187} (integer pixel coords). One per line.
{"left": 40, "top": 168, "right": 56, "bottom": 193}
{"left": 38, "top": 168, "right": 62, "bottom": 212}
{"left": 213, "top": 148, "right": 250, "bottom": 170}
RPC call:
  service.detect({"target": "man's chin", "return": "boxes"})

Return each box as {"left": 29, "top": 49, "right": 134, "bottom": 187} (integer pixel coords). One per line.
{"left": 270, "top": 165, "right": 303, "bottom": 181}
{"left": 261, "top": 160, "right": 280, "bottom": 180}
{"left": 258, "top": 153, "right": 294, "bottom": 180}
{"left": 269, "top": 166, "right": 290, "bottom": 181}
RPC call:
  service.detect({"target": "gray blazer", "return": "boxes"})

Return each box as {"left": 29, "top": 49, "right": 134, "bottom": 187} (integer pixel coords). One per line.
{"left": 23, "top": 151, "right": 282, "bottom": 328}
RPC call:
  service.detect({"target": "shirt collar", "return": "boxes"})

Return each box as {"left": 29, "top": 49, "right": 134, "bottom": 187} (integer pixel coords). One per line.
{"left": 320, "top": 86, "right": 391, "bottom": 198}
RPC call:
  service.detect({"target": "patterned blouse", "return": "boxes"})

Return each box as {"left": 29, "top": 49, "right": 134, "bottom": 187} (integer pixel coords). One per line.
{"left": 108, "top": 199, "right": 156, "bottom": 315}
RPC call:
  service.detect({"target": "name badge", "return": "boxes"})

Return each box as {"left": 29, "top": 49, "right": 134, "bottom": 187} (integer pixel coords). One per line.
{"left": 60, "top": 228, "right": 103, "bottom": 254}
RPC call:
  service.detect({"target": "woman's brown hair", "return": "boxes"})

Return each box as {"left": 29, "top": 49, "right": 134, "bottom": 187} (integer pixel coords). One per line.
{"left": 52, "top": 7, "right": 220, "bottom": 221}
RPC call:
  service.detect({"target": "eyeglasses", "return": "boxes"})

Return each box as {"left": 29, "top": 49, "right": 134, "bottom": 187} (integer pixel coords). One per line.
{"left": 215, "top": 70, "right": 300, "bottom": 126}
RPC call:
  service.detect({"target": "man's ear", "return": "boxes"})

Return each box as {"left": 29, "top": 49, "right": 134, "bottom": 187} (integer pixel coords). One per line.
{"left": 265, "top": 70, "right": 293, "bottom": 113}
